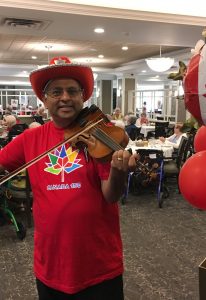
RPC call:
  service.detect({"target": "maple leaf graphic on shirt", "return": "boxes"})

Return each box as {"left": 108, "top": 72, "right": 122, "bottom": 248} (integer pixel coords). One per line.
{"left": 44, "top": 144, "right": 82, "bottom": 182}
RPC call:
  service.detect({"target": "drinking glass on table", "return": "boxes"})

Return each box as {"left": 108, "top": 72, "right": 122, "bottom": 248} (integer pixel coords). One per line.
{"left": 148, "top": 138, "right": 156, "bottom": 147}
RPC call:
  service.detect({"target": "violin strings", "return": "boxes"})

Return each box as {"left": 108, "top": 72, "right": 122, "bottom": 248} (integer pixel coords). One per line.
{"left": 92, "top": 124, "right": 123, "bottom": 151}
{"left": 92, "top": 123, "right": 152, "bottom": 174}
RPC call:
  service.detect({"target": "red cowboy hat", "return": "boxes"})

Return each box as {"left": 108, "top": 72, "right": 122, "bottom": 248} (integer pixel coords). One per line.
{"left": 30, "top": 56, "right": 94, "bottom": 102}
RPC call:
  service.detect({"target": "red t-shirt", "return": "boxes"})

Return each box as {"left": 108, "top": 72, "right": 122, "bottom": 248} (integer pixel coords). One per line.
{"left": 0, "top": 121, "right": 123, "bottom": 293}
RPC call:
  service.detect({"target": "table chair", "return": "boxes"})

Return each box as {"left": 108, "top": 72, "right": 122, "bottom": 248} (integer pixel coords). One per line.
{"left": 154, "top": 121, "right": 169, "bottom": 138}
{"left": 163, "top": 136, "right": 188, "bottom": 196}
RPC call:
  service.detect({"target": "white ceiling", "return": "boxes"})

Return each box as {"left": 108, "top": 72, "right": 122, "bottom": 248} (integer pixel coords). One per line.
{"left": 0, "top": 0, "right": 205, "bottom": 86}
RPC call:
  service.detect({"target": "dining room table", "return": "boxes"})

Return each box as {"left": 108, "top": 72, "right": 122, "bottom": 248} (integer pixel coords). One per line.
{"left": 138, "top": 124, "right": 155, "bottom": 138}
{"left": 126, "top": 138, "right": 174, "bottom": 158}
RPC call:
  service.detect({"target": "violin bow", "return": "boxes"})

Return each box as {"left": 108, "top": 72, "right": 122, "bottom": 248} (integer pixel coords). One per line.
{"left": 0, "top": 118, "right": 104, "bottom": 185}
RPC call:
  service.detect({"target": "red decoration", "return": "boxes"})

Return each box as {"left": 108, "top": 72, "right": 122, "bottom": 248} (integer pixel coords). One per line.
{"left": 194, "top": 126, "right": 206, "bottom": 152}
{"left": 179, "top": 151, "right": 206, "bottom": 210}
{"left": 183, "top": 44, "right": 206, "bottom": 125}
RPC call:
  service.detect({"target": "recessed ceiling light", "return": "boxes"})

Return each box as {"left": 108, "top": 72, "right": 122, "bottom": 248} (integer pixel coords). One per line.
{"left": 98, "top": 55, "right": 104, "bottom": 58}
{"left": 32, "top": 56, "right": 37, "bottom": 59}
{"left": 141, "top": 70, "right": 146, "bottom": 73}
{"left": 122, "top": 46, "right": 128, "bottom": 51}
{"left": 94, "top": 28, "right": 104, "bottom": 33}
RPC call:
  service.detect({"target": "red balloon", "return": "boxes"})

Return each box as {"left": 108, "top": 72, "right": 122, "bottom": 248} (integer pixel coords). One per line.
{"left": 194, "top": 126, "right": 206, "bottom": 152}
{"left": 179, "top": 151, "right": 206, "bottom": 210}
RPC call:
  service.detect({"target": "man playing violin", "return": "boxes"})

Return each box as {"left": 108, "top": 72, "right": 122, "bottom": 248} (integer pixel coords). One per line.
{"left": 0, "top": 57, "right": 138, "bottom": 300}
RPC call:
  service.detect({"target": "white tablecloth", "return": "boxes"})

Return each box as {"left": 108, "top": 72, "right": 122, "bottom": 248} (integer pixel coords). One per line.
{"left": 140, "top": 125, "right": 155, "bottom": 138}
{"left": 127, "top": 140, "right": 173, "bottom": 158}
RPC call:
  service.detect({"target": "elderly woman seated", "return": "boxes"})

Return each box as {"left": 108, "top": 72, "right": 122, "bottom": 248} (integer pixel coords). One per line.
{"left": 3, "top": 115, "right": 28, "bottom": 142}
{"left": 135, "top": 113, "right": 149, "bottom": 126}
{"left": 111, "top": 107, "right": 123, "bottom": 121}
{"left": 33, "top": 106, "right": 47, "bottom": 125}
{"left": 3, "top": 115, "right": 17, "bottom": 129}
{"left": 159, "top": 123, "right": 187, "bottom": 149}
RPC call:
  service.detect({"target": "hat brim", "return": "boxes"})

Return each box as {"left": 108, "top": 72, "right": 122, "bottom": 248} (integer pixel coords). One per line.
{"left": 30, "top": 64, "right": 94, "bottom": 102}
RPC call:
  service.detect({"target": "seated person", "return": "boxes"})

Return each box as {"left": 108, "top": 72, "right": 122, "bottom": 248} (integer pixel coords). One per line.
{"left": 136, "top": 113, "right": 149, "bottom": 126}
{"left": 37, "top": 106, "right": 47, "bottom": 118}
{"left": 123, "top": 111, "right": 135, "bottom": 125}
{"left": 159, "top": 123, "right": 187, "bottom": 149}
{"left": 29, "top": 122, "right": 42, "bottom": 129}
{"left": 3, "top": 115, "right": 28, "bottom": 141}
{"left": 4, "top": 105, "right": 13, "bottom": 116}
{"left": 111, "top": 107, "right": 123, "bottom": 121}
{"left": 19, "top": 105, "right": 26, "bottom": 115}
{"left": 2, "top": 115, "right": 17, "bottom": 131}
{"left": 125, "top": 115, "right": 138, "bottom": 140}
{"left": 33, "top": 106, "right": 47, "bottom": 125}
{"left": 114, "top": 120, "right": 125, "bottom": 129}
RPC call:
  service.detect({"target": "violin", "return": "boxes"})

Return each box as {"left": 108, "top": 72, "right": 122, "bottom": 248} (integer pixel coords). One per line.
{"left": 64, "top": 104, "right": 129, "bottom": 159}
{"left": 0, "top": 105, "right": 130, "bottom": 185}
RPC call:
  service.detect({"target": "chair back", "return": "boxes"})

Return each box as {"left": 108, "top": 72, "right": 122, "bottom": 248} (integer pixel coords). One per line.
{"left": 155, "top": 121, "right": 169, "bottom": 138}
{"left": 176, "top": 136, "right": 188, "bottom": 168}
{"left": 182, "top": 134, "right": 195, "bottom": 162}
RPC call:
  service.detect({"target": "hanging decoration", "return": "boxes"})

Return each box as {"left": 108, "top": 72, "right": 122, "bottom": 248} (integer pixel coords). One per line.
{"left": 178, "top": 29, "right": 206, "bottom": 210}
{"left": 183, "top": 37, "right": 206, "bottom": 125}
{"left": 167, "top": 61, "right": 187, "bottom": 81}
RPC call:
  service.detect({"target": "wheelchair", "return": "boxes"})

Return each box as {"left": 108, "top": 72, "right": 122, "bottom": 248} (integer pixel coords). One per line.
{"left": 0, "top": 177, "right": 26, "bottom": 240}
{"left": 129, "top": 149, "right": 168, "bottom": 208}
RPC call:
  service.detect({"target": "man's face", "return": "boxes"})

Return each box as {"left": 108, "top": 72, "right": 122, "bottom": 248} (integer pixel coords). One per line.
{"left": 43, "top": 78, "right": 84, "bottom": 126}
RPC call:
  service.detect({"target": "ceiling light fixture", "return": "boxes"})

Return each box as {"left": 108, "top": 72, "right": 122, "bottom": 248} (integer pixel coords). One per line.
{"left": 31, "top": 56, "right": 37, "bottom": 59}
{"left": 145, "top": 46, "right": 174, "bottom": 72}
{"left": 98, "top": 54, "right": 104, "bottom": 58}
{"left": 122, "top": 46, "right": 128, "bottom": 51}
{"left": 94, "top": 27, "right": 104, "bottom": 33}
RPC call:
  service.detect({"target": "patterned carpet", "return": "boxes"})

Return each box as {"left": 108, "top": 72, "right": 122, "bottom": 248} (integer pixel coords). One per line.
{"left": 0, "top": 182, "right": 206, "bottom": 300}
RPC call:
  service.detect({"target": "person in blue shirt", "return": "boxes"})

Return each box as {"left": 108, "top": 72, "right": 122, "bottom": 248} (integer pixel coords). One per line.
{"left": 125, "top": 115, "right": 139, "bottom": 141}
{"left": 159, "top": 123, "right": 187, "bottom": 149}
